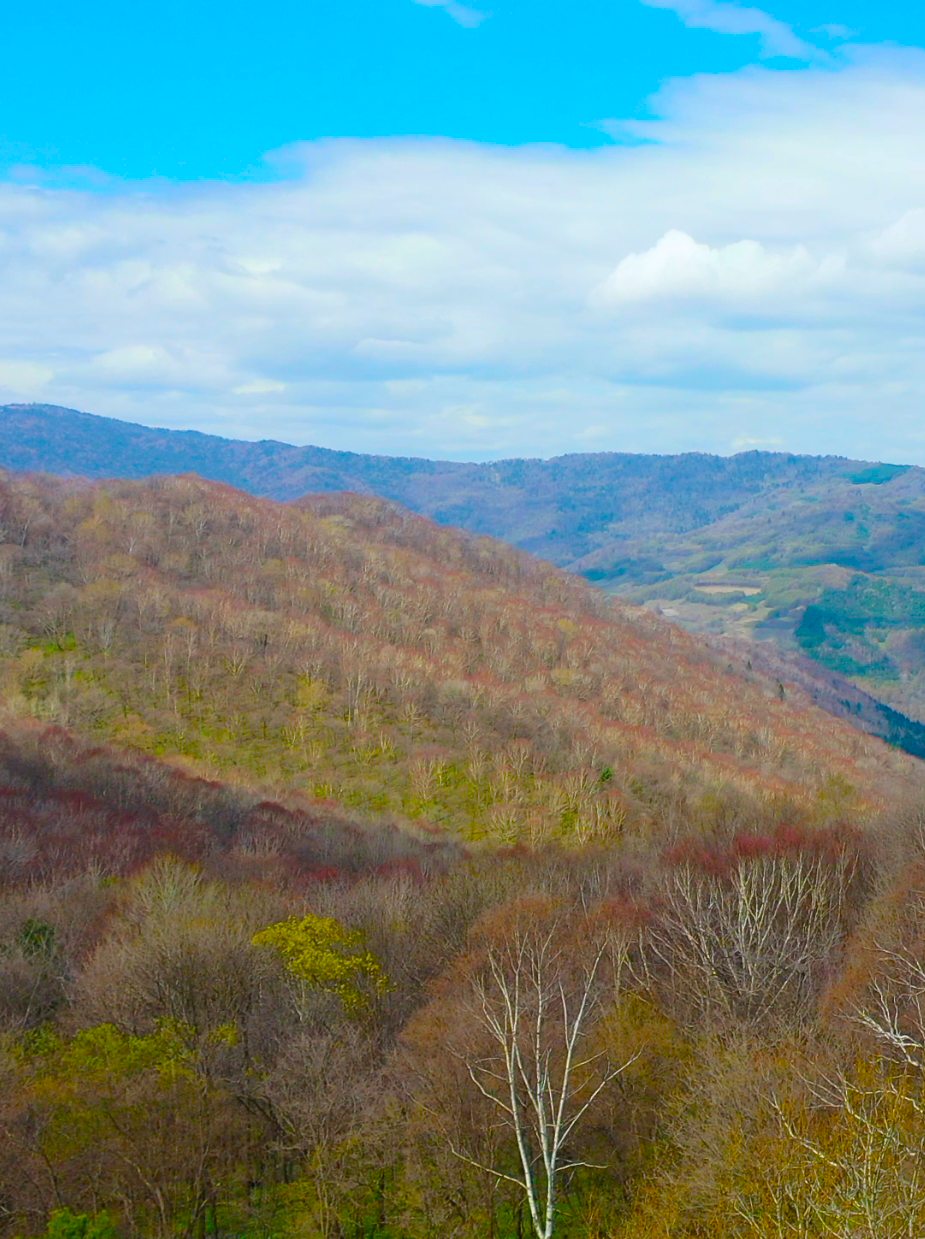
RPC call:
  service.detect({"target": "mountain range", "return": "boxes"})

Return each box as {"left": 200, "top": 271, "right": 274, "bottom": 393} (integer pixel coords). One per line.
{"left": 3, "top": 402, "right": 925, "bottom": 740}
{"left": 1, "top": 403, "right": 906, "bottom": 565}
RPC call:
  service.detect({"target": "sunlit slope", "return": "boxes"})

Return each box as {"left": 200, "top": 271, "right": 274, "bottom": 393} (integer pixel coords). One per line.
{"left": 0, "top": 470, "right": 919, "bottom": 844}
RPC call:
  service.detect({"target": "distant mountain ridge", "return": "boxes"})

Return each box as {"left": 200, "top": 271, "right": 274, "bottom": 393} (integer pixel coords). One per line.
{"left": 0, "top": 402, "right": 897, "bottom": 566}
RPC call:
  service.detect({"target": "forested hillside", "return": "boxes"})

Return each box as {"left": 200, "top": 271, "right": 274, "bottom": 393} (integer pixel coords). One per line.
{"left": 2, "top": 470, "right": 925, "bottom": 1238}
{"left": 0, "top": 469, "right": 916, "bottom": 845}
{"left": 590, "top": 462, "right": 925, "bottom": 725}
{"left": 6, "top": 403, "right": 925, "bottom": 733}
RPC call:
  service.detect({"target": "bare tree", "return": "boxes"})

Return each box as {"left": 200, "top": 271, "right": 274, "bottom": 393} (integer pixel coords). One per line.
{"left": 261, "top": 1025, "right": 381, "bottom": 1239}
{"left": 646, "top": 853, "right": 853, "bottom": 1028}
{"left": 852, "top": 941, "right": 925, "bottom": 1069}
{"left": 446, "top": 902, "right": 636, "bottom": 1239}
{"left": 748, "top": 1067, "right": 925, "bottom": 1239}
{"left": 754, "top": 880, "right": 925, "bottom": 1238}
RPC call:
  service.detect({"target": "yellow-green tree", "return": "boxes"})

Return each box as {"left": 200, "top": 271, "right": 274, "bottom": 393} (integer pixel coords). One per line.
{"left": 6, "top": 1021, "right": 258, "bottom": 1238}
{"left": 253, "top": 914, "right": 388, "bottom": 1016}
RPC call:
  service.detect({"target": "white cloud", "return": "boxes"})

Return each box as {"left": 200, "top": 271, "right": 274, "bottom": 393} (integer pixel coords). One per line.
{"left": 3, "top": 50, "right": 925, "bottom": 463}
{"left": 410, "top": 0, "right": 488, "bottom": 28}
{"left": 870, "top": 208, "right": 925, "bottom": 268}
{"left": 638, "top": 0, "right": 816, "bottom": 59}
{"left": 0, "top": 360, "right": 53, "bottom": 394}
{"left": 92, "top": 345, "right": 172, "bottom": 377}
{"left": 590, "top": 229, "right": 829, "bottom": 307}
{"left": 233, "top": 379, "right": 287, "bottom": 395}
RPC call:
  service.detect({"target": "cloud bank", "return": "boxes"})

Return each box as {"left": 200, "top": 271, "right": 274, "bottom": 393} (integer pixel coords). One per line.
{"left": 2, "top": 49, "right": 925, "bottom": 463}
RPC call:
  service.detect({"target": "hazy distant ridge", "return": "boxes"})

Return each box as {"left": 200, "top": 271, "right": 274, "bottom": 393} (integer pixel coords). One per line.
{"left": 0, "top": 403, "right": 898, "bottom": 568}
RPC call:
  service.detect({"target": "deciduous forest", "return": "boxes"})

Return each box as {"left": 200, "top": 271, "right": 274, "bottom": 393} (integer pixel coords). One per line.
{"left": 2, "top": 470, "right": 925, "bottom": 1238}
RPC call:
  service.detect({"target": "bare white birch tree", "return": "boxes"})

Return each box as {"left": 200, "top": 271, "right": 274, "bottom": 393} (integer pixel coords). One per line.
{"left": 729, "top": 1067, "right": 925, "bottom": 1239}
{"left": 727, "top": 890, "right": 925, "bottom": 1239}
{"left": 450, "top": 908, "right": 636, "bottom": 1239}
{"left": 852, "top": 940, "right": 925, "bottom": 1069}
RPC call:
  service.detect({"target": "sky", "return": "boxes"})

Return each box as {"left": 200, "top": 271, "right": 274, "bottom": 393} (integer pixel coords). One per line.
{"left": 2, "top": 1, "right": 925, "bottom": 462}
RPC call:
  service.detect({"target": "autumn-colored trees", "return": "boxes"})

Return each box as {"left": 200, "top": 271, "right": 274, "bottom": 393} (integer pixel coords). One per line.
{"left": 0, "top": 819, "right": 925, "bottom": 1239}
{"left": 0, "top": 470, "right": 917, "bottom": 858}
{"left": 3, "top": 470, "right": 925, "bottom": 1238}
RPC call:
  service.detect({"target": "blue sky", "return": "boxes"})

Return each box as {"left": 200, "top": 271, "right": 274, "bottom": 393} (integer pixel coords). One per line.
{"left": 2, "top": 1, "right": 925, "bottom": 462}
{"left": 3, "top": 0, "right": 919, "bottom": 177}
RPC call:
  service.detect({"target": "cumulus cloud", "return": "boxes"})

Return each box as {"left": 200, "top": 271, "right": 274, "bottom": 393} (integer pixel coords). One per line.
{"left": 2, "top": 49, "right": 925, "bottom": 463}
{"left": 590, "top": 230, "right": 832, "bottom": 308}
{"left": 638, "top": 0, "right": 816, "bottom": 59}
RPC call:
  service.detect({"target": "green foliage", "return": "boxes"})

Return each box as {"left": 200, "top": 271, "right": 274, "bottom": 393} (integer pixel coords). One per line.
{"left": 19, "top": 919, "right": 56, "bottom": 958}
{"left": 24, "top": 1020, "right": 194, "bottom": 1088}
{"left": 253, "top": 914, "right": 389, "bottom": 1014}
{"left": 42, "top": 1209, "right": 114, "bottom": 1239}
{"left": 795, "top": 603, "right": 827, "bottom": 648}
{"left": 848, "top": 463, "right": 910, "bottom": 485}
{"left": 792, "top": 581, "right": 925, "bottom": 682}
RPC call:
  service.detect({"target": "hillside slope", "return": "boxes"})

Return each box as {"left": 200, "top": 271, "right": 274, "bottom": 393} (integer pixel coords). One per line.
{"left": 589, "top": 466, "right": 925, "bottom": 720}
{"left": 0, "top": 468, "right": 920, "bottom": 849}
{"left": 8, "top": 403, "right": 925, "bottom": 729}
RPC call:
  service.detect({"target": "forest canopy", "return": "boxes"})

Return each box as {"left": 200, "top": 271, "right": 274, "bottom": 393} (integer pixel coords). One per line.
{"left": 1, "top": 471, "right": 925, "bottom": 1238}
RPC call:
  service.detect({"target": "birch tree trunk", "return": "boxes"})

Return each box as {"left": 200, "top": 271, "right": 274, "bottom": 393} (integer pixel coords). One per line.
{"left": 452, "top": 904, "right": 636, "bottom": 1239}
